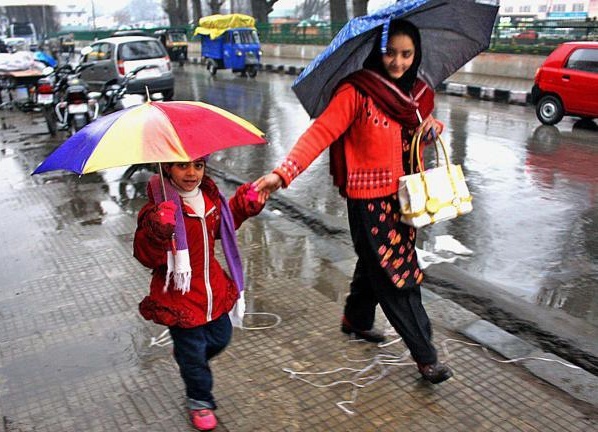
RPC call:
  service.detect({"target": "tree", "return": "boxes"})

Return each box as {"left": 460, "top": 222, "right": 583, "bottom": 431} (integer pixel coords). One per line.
{"left": 250, "top": 0, "right": 280, "bottom": 24}
{"left": 191, "top": 0, "right": 203, "bottom": 24}
{"left": 162, "top": 0, "right": 189, "bottom": 26}
{"left": 330, "top": 0, "right": 348, "bottom": 26}
{"left": 208, "top": 0, "right": 225, "bottom": 14}
{"left": 295, "top": 0, "right": 329, "bottom": 20}
{"left": 128, "top": 0, "right": 162, "bottom": 23}
{"left": 352, "top": 0, "right": 368, "bottom": 17}
{"left": 114, "top": 9, "right": 132, "bottom": 27}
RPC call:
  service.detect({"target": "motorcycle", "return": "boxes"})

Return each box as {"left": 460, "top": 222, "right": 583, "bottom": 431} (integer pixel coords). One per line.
{"left": 52, "top": 63, "right": 101, "bottom": 135}
{"left": 35, "top": 67, "right": 58, "bottom": 136}
{"left": 99, "top": 65, "right": 163, "bottom": 114}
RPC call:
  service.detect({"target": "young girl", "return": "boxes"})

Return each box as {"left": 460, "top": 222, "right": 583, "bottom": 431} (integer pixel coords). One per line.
{"left": 133, "top": 157, "right": 267, "bottom": 431}
{"left": 254, "top": 20, "right": 452, "bottom": 384}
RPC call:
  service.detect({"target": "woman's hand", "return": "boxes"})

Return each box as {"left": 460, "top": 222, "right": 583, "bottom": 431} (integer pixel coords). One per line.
{"left": 418, "top": 115, "right": 443, "bottom": 141}
{"left": 253, "top": 173, "right": 283, "bottom": 200}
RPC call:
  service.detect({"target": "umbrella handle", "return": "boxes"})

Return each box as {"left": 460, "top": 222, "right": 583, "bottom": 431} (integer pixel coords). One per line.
{"left": 158, "top": 162, "right": 177, "bottom": 256}
{"left": 170, "top": 235, "right": 177, "bottom": 256}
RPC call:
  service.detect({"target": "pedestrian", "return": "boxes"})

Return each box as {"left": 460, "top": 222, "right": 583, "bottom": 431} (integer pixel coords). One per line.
{"left": 253, "top": 19, "right": 452, "bottom": 384}
{"left": 133, "top": 157, "right": 268, "bottom": 431}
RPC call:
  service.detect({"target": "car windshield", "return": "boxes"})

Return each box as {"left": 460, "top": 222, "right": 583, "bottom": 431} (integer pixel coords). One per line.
{"left": 231, "top": 30, "right": 260, "bottom": 44}
{"left": 12, "top": 24, "right": 33, "bottom": 37}
{"left": 119, "top": 40, "right": 164, "bottom": 60}
{"left": 169, "top": 32, "right": 187, "bottom": 42}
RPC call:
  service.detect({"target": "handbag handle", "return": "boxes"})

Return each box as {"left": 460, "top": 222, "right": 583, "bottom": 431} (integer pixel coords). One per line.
{"left": 409, "top": 129, "right": 450, "bottom": 175}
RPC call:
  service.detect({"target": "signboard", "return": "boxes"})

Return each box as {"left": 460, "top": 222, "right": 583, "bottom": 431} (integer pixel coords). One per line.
{"left": 547, "top": 12, "right": 588, "bottom": 20}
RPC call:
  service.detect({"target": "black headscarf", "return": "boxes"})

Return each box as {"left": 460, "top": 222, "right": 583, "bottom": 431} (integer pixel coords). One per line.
{"left": 363, "top": 19, "right": 422, "bottom": 93}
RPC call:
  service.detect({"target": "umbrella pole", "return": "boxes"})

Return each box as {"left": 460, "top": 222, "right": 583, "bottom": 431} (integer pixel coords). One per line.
{"left": 158, "top": 162, "right": 177, "bottom": 256}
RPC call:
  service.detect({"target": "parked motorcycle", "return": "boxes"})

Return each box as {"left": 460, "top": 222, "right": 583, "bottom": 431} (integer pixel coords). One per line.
{"left": 50, "top": 63, "right": 100, "bottom": 135}
{"left": 100, "top": 65, "right": 163, "bottom": 114}
{"left": 35, "top": 69, "right": 57, "bottom": 136}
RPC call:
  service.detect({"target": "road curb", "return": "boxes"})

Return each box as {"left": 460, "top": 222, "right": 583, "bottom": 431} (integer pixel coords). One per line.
{"left": 189, "top": 57, "right": 533, "bottom": 106}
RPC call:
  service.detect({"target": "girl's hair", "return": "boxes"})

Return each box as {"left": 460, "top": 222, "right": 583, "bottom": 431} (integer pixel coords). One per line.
{"left": 363, "top": 19, "right": 422, "bottom": 92}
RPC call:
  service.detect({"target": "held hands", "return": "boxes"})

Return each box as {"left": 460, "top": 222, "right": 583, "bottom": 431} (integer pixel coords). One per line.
{"left": 239, "top": 183, "right": 268, "bottom": 216}
{"left": 252, "top": 173, "right": 283, "bottom": 200}
{"left": 148, "top": 200, "right": 177, "bottom": 240}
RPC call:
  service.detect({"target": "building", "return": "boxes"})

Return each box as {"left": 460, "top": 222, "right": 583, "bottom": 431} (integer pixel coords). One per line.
{"left": 499, "top": 0, "right": 597, "bottom": 25}
{"left": 55, "top": 3, "right": 89, "bottom": 29}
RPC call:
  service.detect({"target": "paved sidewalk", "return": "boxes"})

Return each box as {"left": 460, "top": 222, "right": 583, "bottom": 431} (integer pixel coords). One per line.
{"left": 0, "top": 109, "right": 596, "bottom": 431}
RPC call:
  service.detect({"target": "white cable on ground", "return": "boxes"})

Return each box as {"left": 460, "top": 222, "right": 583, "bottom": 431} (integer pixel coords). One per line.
{"left": 440, "top": 338, "right": 581, "bottom": 369}
{"left": 282, "top": 336, "right": 582, "bottom": 415}
{"left": 240, "top": 312, "right": 282, "bottom": 330}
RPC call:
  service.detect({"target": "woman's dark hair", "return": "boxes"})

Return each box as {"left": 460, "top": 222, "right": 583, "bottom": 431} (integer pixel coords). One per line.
{"left": 363, "top": 19, "right": 422, "bottom": 92}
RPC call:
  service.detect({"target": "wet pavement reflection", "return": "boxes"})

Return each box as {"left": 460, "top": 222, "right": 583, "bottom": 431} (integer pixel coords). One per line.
{"left": 7, "top": 63, "right": 597, "bottom": 360}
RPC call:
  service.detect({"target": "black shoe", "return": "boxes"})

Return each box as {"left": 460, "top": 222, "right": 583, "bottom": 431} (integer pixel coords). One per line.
{"left": 341, "top": 317, "right": 386, "bottom": 343}
{"left": 417, "top": 362, "right": 453, "bottom": 384}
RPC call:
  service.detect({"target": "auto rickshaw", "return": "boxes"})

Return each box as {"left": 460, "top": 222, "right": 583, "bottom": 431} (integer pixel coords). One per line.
{"left": 194, "top": 14, "right": 261, "bottom": 77}
{"left": 154, "top": 28, "right": 188, "bottom": 66}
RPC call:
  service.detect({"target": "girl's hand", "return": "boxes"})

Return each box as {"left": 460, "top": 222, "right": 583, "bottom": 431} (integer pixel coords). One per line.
{"left": 418, "top": 115, "right": 442, "bottom": 141}
{"left": 253, "top": 173, "right": 283, "bottom": 197}
{"left": 246, "top": 184, "right": 271, "bottom": 205}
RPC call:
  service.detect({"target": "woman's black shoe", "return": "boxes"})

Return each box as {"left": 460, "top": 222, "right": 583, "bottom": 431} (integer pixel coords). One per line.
{"left": 417, "top": 362, "right": 453, "bottom": 384}
{"left": 341, "top": 317, "right": 386, "bottom": 343}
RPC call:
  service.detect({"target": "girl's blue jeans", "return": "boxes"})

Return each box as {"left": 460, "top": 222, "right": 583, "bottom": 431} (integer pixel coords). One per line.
{"left": 169, "top": 313, "right": 232, "bottom": 410}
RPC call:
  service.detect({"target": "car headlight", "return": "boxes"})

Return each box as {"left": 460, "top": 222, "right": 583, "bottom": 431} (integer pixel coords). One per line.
{"left": 258, "top": 50, "right": 263, "bottom": 56}
{"left": 236, "top": 50, "right": 243, "bottom": 57}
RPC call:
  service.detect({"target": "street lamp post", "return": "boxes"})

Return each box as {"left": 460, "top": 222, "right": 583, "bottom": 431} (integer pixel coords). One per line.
{"left": 90, "top": 0, "right": 97, "bottom": 37}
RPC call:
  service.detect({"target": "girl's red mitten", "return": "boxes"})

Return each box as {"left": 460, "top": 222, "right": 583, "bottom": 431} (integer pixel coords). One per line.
{"left": 147, "top": 201, "right": 177, "bottom": 240}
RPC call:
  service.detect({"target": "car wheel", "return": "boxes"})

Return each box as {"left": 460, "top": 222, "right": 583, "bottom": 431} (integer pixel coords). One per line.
{"left": 247, "top": 66, "right": 258, "bottom": 78}
{"left": 162, "top": 89, "right": 174, "bottom": 101}
{"left": 207, "top": 59, "right": 218, "bottom": 76}
{"left": 536, "top": 95, "right": 564, "bottom": 125}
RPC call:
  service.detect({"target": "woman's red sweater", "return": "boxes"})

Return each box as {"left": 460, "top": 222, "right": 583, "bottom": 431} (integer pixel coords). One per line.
{"left": 273, "top": 82, "right": 439, "bottom": 199}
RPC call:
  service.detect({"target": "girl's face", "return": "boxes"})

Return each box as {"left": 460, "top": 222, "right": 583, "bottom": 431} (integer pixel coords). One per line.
{"left": 164, "top": 159, "right": 205, "bottom": 192}
{"left": 381, "top": 33, "right": 415, "bottom": 80}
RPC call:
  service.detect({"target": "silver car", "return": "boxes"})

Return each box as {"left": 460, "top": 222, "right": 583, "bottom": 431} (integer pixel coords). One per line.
{"left": 79, "top": 36, "right": 175, "bottom": 100}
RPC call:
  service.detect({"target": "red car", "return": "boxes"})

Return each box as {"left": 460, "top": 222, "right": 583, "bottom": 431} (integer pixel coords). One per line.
{"left": 531, "top": 42, "right": 598, "bottom": 125}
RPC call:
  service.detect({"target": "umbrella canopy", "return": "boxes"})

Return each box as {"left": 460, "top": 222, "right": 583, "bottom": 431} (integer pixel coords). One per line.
{"left": 32, "top": 101, "right": 267, "bottom": 175}
{"left": 292, "top": 0, "right": 499, "bottom": 118}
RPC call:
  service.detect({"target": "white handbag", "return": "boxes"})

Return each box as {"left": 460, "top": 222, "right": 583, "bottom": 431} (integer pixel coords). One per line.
{"left": 398, "top": 130, "right": 473, "bottom": 228}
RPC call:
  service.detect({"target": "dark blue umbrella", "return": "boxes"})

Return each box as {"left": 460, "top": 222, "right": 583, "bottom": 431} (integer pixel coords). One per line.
{"left": 292, "top": 0, "right": 499, "bottom": 118}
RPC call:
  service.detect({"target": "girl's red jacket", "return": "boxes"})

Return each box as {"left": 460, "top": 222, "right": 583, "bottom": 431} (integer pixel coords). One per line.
{"left": 133, "top": 177, "right": 262, "bottom": 328}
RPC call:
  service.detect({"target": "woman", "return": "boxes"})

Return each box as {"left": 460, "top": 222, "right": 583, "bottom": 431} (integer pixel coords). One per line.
{"left": 253, "top": 19, "right": 452, "bottom": 384}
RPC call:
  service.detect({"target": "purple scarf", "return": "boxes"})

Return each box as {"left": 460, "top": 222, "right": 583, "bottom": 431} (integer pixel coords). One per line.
{"left": 148, "top": 174, "right": 243, "bottom": 297}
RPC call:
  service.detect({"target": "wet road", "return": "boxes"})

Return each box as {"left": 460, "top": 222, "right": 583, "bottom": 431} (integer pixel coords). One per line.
{"left": 168, "top": 64, "right": 598, "bottom": 331}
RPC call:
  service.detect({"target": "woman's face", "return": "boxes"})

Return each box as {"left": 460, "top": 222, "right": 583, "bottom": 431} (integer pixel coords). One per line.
{"left": 164, "top": 159, "right": 205, "bottom": 192}
{"left": 381, "top": 33, "right": 415, "bottom": 80}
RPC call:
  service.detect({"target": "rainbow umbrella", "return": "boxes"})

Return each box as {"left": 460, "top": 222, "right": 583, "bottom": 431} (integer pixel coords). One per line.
{"left": 32, "top": 100, "right": 267, "bottom": 176}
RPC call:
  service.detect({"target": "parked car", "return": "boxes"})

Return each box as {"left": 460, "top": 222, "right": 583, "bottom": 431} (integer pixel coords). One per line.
{"left": 110, "top": 30, "right": 149, "bottom": 37}
{"left": 78, "top": 35, "right": 174, "bottom": 100}
{"left": 531, "top": 42, "right": 598, "bottom": 125}
{"left": 515, "top": 29, "right": 538, "bottom": 39}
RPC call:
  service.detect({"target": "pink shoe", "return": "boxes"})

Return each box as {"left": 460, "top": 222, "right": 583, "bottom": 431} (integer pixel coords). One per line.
{"left": 189, "top": 408, "right": 217, "bottom": 431}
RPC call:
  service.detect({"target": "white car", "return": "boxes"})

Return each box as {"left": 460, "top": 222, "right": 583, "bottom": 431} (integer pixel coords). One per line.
{"left": 79, "top": 35, "right": 175, "bottom": 100}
